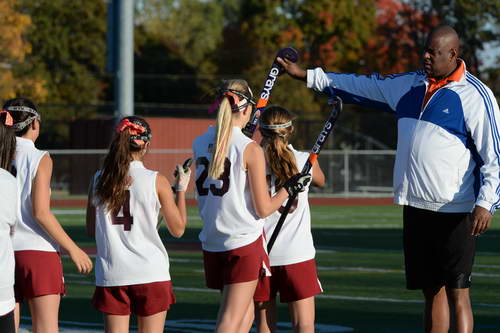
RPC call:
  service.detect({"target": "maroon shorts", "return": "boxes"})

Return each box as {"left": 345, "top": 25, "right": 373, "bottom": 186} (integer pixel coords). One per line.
{"left": 203, "top": 236, "right": 271, "bottom": 301}
{"left": 14, "top": 250, "right": 65, "bottom": 303}
{"left": 92, "top": 281, "right": 175, "bottom": 316}
{"left": 256, "top": 259, "right": 323, "bottom": 303}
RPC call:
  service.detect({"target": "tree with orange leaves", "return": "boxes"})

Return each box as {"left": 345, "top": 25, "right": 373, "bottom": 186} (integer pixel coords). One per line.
{"left": 0, "top": 0, "right": 47, "bottom": 101}
{"left": 363, "top": 0, "right": 439, "bottom": 74}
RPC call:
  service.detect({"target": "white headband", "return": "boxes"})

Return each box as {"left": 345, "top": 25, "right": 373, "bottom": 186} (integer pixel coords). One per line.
{"left": 260, "top": 121, "right": 292, "bottom": 130}
{"left": 6, "top": 105, "right": 41, "bottom": 131}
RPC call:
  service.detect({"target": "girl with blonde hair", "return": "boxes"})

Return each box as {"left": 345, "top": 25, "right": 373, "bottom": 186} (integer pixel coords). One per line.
{"left": 193, "top": 80, "right": 310, "bottom": 333}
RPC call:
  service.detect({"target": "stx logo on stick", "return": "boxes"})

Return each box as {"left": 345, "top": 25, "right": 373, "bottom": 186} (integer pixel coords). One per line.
{"left": 261, "top": 67, "right": 281, "bottom": 100}
{"left": 312, "top": 122, "right": 333, "bottom": 154}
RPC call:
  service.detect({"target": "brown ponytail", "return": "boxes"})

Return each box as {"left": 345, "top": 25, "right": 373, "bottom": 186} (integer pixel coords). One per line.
{"left": 0, "top": 112, "right": 16, "bottom": 172}
{"left": 95, "top": 116, "right": 151, "bottom": 213}
{"left": 259, "top": 106, "right": 298, "bottom": 187}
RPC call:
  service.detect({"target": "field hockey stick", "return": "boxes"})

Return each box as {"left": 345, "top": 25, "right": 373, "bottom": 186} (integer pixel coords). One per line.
{"left": 158, "top": 158, "right": 193, "bottom": 229}
{"left": 173, "top": 157, "right": 193, "bottom": 178}
{"left": 267, "top": 97, "right": 342, "bottom": 253}
{"left": 242, "top": 47, "right": 299, "bottom": 138}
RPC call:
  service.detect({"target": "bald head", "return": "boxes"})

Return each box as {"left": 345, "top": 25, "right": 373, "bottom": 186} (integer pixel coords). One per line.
{"left": 423, "top": 26, "right": 461, "bottom": 79}
{"left": 428, "top": 26, "right": 460, "bottom": 53}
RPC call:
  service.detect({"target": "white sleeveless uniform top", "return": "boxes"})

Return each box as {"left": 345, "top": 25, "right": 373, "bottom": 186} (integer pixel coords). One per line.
{"left": 12, "top": 137, "right": 58, "bottom": 252}
{"left": 0, "top": 169, "right": 18, "bottom": 315}
{"left": 193, "top": 126, "right": 264, "bottom": 252}
{"left": 264, "top": 145, "right": 316, "bottom": 266}
{"left": 92, "top": 161, "right": 170, "bottom": 286}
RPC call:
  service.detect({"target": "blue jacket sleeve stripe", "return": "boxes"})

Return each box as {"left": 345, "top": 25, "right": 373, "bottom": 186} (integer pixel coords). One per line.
{"left": 467, "top": 75, "right": 500, "bottom": 200}
{"left": 466, "top": 75, "right": 500, "bottom": 206}
{"left": 466, "top": 73, "right": 500, "bottom": 210}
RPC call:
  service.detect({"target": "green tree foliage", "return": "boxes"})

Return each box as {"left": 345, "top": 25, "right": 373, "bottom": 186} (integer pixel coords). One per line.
{"left": 136, "top": 0, "right": 226, "bottom": 103}
{"left": 0, "top": 0, "right": 47, "bottom": 101}
{"left": 14, "top": 0, "right": 107, "bottom": 147}
{"left": 215, "top": 0, "right": 376, "bottom": 121}
{"left": 139, "top": 0, "right": 224, "bottom": 69}
{"left": 19, "top": 0, "right": 107, "bottom": 108}
{"left": 10, "top": 0, "right": 497, "bottom": 149}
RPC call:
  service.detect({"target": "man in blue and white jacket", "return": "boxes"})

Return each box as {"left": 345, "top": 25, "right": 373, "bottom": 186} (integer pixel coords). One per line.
{"left": 278, "top": 26, "right": 499, "bottom": 333}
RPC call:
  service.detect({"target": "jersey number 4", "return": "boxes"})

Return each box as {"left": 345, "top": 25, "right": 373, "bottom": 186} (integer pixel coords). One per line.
{"left": 111, "top": 190, "right": 133, "bottom": 231}
{"left": 196, "top": 157, "right": 231, "bottom": 196}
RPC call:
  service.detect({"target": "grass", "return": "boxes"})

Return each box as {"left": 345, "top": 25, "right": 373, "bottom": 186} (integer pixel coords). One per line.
{"left": 20, "top": 205, "right": 500, "bottom": 332}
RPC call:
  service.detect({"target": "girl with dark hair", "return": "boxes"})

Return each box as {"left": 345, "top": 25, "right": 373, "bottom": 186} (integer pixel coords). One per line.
{"left": 192, "top": 80, "right": 311, "bottom": 333}
{"left": 5, "top": 97, "right": 93, "bottom": 332}
{"left": 86, "top": 116, "right": 190, "bottom": 333}
{"left": 0, "top": 110, "right": 18, "bottom": 333}
{"left": 255, "top": 106, "right": 325, "bottom": 333}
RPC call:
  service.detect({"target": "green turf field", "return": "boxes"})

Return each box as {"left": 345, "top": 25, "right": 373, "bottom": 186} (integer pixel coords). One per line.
{"left": 20, "top": 205, "right": 500, "bottom": 332}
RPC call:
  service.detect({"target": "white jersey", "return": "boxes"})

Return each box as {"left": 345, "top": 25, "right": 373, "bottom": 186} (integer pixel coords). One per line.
{"left": 0, "top": 169, "right": 18, "bottom": 315}
{"left": 193, "top": 126, "right": 264, "bottom": 252}
{"left": 12, "top": 137, "right": 58, "bottom": 252}
{"left": 264, "top": 146, "right": 316, "bottom": 266}
{"left": 92, "top": 161, "right": 171, "bottom": 286}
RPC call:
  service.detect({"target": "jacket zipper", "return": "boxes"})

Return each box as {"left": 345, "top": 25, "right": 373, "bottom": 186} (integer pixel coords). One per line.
{"left": 402, "top": 82, "right": 446, "bottom": 200}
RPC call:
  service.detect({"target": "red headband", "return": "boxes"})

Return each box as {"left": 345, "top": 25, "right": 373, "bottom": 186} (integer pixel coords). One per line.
{"left": 0, "top": 110, "right": 13, "bottom": 127}
{"left": 116, "top": 119, "right": 146, "bottom": 136}
{"left": 223, "top": 91, "right": 240, "bottom": 106}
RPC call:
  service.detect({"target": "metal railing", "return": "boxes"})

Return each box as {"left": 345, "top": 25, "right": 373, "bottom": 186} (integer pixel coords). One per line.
{"left": 48, "top": 149, "right": 396, "bottom": 197}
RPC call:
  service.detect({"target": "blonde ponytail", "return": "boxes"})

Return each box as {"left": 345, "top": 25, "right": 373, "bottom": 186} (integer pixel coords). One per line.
{"left": 208, "top": 98, "right": 233, "bottom": 179}
{"left": 208, "top": 79, "right": 253, "bottom": 179}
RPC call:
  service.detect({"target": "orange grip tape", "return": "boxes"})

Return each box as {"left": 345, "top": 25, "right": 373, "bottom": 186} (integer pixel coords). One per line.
{"left": 309, "top": 153, "right": 318, "bottom": 164}
{"left": 256, "top": 99, "right": 268, "bottom": 109}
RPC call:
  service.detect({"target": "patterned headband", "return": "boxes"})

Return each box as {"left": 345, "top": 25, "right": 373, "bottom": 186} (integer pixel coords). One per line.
{"left": 225, "top": 89, "right": 255, "bottom": 112}
{"left": 116, "top": 118, "right": 152, "bottom": 145}
{"left": 260, "top": 121, "right": 293, "bottom": 130}
{"left": 6, "top": 105, "right": 41, "bottom": 131}
{"left": 208, "top": 88, "right": 255, "bottom": 114}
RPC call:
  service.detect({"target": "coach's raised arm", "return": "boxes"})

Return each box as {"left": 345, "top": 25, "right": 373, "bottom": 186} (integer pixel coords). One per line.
{"left": 278, "top": 25, "right": 500, "bottom": 333}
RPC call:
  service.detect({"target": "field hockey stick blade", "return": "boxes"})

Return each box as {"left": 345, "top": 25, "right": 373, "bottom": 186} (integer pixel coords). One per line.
{"left": 242, "top": 47, "right": 299, "bottom": 138}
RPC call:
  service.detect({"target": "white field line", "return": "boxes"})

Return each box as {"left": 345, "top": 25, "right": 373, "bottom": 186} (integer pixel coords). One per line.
{"left": 53, "top": 209, "right": 204, "bottom": 221}
{"left": 52, "top": 211, "right": 500, "bottom": 234}
{"left": 316, "top": 266, "right": 500, "bottom": 278}
{"left": 311, "top": 213, "right": 401, "bottom": 218}
{"left": 53, "top": 210, "right": 402, "bottom": 218}
{"left": 20, "top": 317, "right": 355, "bottom": 333}
{"left": 316, "top": 249, "right": 337, "bottom": 253}
{"left": 55, "top": 212, "right": 400, "bottom": 227}
{"left": 316, "top": 246, "right": 500, "bottom": 256}
{"left": 61, "top": 252, "right": 500, "bottom": 271}
{"left": 318, "top": 266, "right": 401, "bottom": 273}
{"left": 475, "top": 264, "right": 500, "bottom": 269}
{"left": 168, "top": 257, "right": 500, "bottom": 271}
{"left": 311, "top": 224, "right": 401, "bottom": 228}
{"left": 62, "top": 281, "right": 500, "bottom": 308}
{"left": 53, "top": 209, "right": 86, "bottom": 215}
